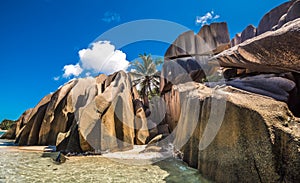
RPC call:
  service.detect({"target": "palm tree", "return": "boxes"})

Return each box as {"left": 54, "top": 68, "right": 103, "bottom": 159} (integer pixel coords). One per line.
{"left": 129, "top": 53, "right": 163, "bottom": 107}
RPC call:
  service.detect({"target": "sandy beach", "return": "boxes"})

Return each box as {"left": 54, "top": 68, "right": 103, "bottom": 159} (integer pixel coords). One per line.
{"left": 0, "top": 139, "right": 208, "bottom": 183}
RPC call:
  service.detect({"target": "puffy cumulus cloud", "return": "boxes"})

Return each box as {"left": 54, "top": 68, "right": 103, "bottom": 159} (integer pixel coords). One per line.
{"left": 195, "top": 11, "right": 220, "bottom": 26}
{"left": 63, "top": 63, "right": 83, "bottom": 78}
{"left": 79, "top": 41, "right": 129, "bottom": 75}
{"left": 59, "top": 41, "right": 129, "bottom": 79}
{"left": 102, "top": 11, "right": 121, "bottom": 23}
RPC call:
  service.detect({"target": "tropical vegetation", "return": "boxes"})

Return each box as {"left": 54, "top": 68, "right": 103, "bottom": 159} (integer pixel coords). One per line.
{"left": 129, "top": 53, "right": 163, "bottom": 107}
{"left": 0, "top": 119, "right": 16, "bottom": 130}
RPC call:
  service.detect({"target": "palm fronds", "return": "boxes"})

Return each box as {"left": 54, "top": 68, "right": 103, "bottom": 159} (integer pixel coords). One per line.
{"left": 129, "top": 53, "right": 163, "bottom": 106}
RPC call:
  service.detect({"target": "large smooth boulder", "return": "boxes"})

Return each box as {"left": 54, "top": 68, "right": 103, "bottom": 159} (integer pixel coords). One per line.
{"left": 230, "top": 33, "right": 241, "bottom": 47}
{"left": 197, "top": 22, "right": 231, "bottom": 55}
{"left": 164, "top": 31, "right": 196, "bottom": 59}
{"left": 226, "top": 74, "right": 296, "bottom": 102}
{"left": 257, "top": 1, "right": 293, "bottom": 35}
{"left": 167, "top": 82, "right": 300, "bottom": 182}
{"left": 162, "top": 23, "right": 230, "bottom": 94}
{"left": 278, "top": 0, "right": 300, "bottom": 29}
{"left": 241, "top": 24, "right": 257, "bottom": 43}
{"left": 165, "top": 22, "right": 230, "bottom": 60}
{"left": 6, "top": 71, "right": 150, "bottom": 153}
{"left": 160, "top": 58, "right": 206, "bottom": 93}
{"left": 211, "top": 18, "right": 300, "bottom": 73}
{"left": 286, "top": 0, "right": 300, "bottom": 23}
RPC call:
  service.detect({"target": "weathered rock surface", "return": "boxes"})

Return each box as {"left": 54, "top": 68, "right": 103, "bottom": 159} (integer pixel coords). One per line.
{"left": 197, "top": 22, "right": 231, "bottom": 55}
{"left": 161, "top": 22, "right": 231, "bottom": 97}
{"left": 286, "top": 0, "right": 300, "bottom": 23}
{"left": 165, "top": 22, "right": 230, "bottom": 60}
{"left": 257, "top": 1, "right": 293, "bottom": 35}
{"left": 160, "top": 58, "right": 207, "bottom": 93}
{"left": 159, "top": 2, "right": 300, "bottom": 182}
{"left": 161, "top": 22, "right": 232, "bottom": 94}
{"left": 211, "top": 18, "right": 300, "bottom": 73}
{"left": 241, "top": 24, "right": 257, "bottom": 43}
{"left": 4, "top": 71, "right": 150, "bottom": 153}
{"left": 230, "top": 33, "right": 241, "bottom": 47}
{"left": 168, "top": 82, "right": 300, "bottom": 182}
{"left": 226, "top": 74, "right": 296, "bottom": 102}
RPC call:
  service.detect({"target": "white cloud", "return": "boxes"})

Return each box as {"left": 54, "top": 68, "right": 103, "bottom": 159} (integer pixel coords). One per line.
{"left": 63, "top": 63, "right": 83, "bottom": 78}
{"left": 53, "top": 76, "right": 60, "bottom": 81}
{"left": 85, "top": 72, "right": 91, "bottom": 77}
{"left": 79, "top": 41, "right": 129, "bottom": 75}
{"left": 195, "top": 11, "right": 220, "bottom": 26}
{"left": 60, "top": 41, "right": 129, "bottom": 79}
{"left": 102, "top": 11, "right": 121, "bottom": 23}
{"left": 214, "top": 15, "right": 220, "bottom": 19}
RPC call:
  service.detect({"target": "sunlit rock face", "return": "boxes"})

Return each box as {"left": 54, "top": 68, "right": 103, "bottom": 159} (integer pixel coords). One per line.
{"left": 164, "top": 22, "right": 230, "bottom": 60}
{"left": 240, "top": 24, "right": 257, "bottom": 43}
{"left": 5, "top": 71, "right": 150, "bottom": 153}
{"left": 257, "top": 1, "right": 293, "bottom": 35}
{"left": 167, "top": 82, "right": 300, "bottom": 182}
{"left": 212, "top": 18, "right": 300, "bottom": 73}
{"left": 160, "top": 1, "right": 300, "bottom": 182}
{"left": 161, "top": 22, "right": 231, "bottom": 93}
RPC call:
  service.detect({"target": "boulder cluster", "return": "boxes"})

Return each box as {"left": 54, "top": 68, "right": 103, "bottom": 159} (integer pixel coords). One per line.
{"left": 2, "top": 72, "right": 165, "bottom": 153}
{"left": 161, "top": 0, "right": 300, "bottom": 182}
{"left": 2, "top": 1, "right": 300, "bottom": 182}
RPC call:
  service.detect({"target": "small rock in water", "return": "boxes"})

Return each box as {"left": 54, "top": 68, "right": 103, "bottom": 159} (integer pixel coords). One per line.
{"left": 173, "top": 149, "right": 183, "bottom": 160}
{"left": 41, "top": 151, "right": 67, "bottom": 164}
{"left": 53, "top": 152, "right": 67, "bottom": 164}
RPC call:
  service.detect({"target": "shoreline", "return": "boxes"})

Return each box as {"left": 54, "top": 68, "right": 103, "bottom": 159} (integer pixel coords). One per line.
{"left": 0, "top": 139, "right": 173, "bottom": 163}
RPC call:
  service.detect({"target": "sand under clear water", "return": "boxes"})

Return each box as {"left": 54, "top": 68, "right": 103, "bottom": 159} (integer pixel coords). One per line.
{"left": 0, "top": 139, "right": 210, "bottom": 183}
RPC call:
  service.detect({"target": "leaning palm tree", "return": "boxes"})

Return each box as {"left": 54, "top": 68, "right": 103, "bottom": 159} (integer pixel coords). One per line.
{"left": 129, "top": 53, "right": 163, "bottom": 107}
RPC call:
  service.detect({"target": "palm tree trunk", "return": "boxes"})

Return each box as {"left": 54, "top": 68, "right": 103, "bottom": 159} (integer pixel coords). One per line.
{"left": 143, "top": 94, "right": 149, "bottom": 108}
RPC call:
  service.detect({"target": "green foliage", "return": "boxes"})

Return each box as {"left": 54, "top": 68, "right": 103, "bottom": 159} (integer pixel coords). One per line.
{"left": 129, "top": 53, "right": 163, "bottom": 105}
{"left": 0, "top": 119, "right": 16, "bottom": 130}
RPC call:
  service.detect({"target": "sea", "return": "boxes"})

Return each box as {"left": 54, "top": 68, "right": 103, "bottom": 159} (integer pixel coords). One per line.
{"left": 0, "top": 139, "right": 210, "bottom": 183}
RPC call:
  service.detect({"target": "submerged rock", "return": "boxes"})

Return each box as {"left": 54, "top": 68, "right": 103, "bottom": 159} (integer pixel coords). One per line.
{"left": 41, "top": 151, "right": 67, "bottom": 164}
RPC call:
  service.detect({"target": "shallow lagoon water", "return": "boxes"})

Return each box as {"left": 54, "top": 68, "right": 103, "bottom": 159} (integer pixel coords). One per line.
{"left": 0, "top": 139, "right": 209, "bottom": 183}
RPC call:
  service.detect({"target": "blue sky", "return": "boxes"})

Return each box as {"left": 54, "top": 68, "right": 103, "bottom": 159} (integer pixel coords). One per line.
{"left": 0, "top": 0, "right": 287, "bottom": 121}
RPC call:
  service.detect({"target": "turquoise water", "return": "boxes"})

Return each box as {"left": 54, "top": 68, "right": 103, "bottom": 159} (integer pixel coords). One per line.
{"left": 0, "top": 139, "right": 210, "bottom": 183}
{"left": 0, "top": 131, "right": 4, "bottom": 137}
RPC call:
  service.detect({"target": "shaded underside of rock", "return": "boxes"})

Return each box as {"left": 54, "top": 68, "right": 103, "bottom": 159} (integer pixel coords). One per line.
{"left": 167, "top": 82, "right": 300, "bottom": 182}
{"left": 211, "top": 18, "right": 300, "bottom": 73}
{"left": 160, "top": 58, "right": 207, "bottom": 93}
{"left": 222, "top": 74, "right": 295, "bottom": 102}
